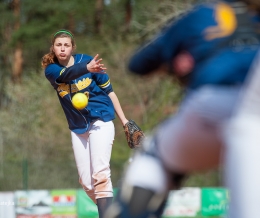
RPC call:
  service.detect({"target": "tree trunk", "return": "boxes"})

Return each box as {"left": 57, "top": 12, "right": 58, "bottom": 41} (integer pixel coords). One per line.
{"left": 12, "top": 43, "right": 23, "bottom": 83}
{"left": 125, "top": 0, "right": 132, "bottom": 32}
{"left": 12, "top": 0, "right": 23, "bottom": 83}
{"left": 68, "top": 12, "right": 75, "bottom": 32}
{"left": 94, "top": 0, "right": 103, "bottom": 34}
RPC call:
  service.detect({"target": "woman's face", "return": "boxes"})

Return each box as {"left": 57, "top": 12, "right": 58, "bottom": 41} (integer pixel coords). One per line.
{"left": 52, "top": 37, "right": 74, "bottom": 63}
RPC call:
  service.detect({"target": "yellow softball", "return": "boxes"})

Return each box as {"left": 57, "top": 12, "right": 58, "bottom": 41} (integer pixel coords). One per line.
{"left": 71, "top": 93, "right": 88, "bottom": 110}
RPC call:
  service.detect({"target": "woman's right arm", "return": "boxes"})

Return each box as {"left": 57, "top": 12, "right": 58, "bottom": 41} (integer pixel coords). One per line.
{"left": 57, "top": 54, "right": 106, "bottom": 83}
{"left": 45, "top": 54, "right": 107, "bottom": 87}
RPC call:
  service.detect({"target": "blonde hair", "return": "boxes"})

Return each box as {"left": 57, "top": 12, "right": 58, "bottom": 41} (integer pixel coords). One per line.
{"left": 41, "top": 29, "right": 76, "bottom": 68}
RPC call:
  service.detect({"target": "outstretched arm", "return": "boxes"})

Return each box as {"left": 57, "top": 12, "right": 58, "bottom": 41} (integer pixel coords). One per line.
{"left": 56, "top": 54, "right": 107, "bottom": 83}
{"left": 108, "top": 91, "right": 128, "bottom": 126}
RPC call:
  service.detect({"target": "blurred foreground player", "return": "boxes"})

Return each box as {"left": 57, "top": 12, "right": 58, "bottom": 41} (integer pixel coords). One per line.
{"left": 224, "top": 50, "right": 260, "bottom": 218}
{"left": 105, "top": 0, "right": 260, "bottom": 217}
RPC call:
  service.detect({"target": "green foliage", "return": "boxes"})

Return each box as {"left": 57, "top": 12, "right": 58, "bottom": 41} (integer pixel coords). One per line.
{"left": 0, "top": 73, "right": 80, "bottom": 190}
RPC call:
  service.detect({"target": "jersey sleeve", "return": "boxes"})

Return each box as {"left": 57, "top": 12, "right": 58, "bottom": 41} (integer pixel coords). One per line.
{"left": 127, "top": 7, "right": 196, "bottom": 75}
{"left": 92, "top": 73, "right": 113, "bottom": 94}
{"left": 45, "top": 64, "right": 64, "bottom": 89}
{"left": 45, "top": 61, "right": 90, "bottom": 89}
{"left": 56, "top": 61, "right": 90, "bottom": 83}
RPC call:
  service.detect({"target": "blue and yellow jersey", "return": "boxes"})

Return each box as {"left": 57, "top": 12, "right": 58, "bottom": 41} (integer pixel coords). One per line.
{"left": 45, "top": 54, "right": 115, "bottom": 134}
{"left": 128, "top": 0, "right": 260, "bottom": 89}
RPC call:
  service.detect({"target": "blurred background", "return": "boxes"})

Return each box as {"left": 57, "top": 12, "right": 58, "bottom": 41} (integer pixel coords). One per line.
{"left": 0, "top": 0, "right": 221, "bottom": 192}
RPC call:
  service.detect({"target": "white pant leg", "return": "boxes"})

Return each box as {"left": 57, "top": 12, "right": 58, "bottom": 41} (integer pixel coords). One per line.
{"left": 71, "top": 120, "right": 115, "bottom": 203}
{"left": 158, "top": 86, "right": 240, "bottom": 173}
{"left": 71, "top": 130, "right": 95, "bottom": 202}
{"left": 223, "top": 50, "right": 260, "bottom": 218}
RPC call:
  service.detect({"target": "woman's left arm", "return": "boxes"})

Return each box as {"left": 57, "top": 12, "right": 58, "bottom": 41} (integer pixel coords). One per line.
{"left": 108, "top": 91, "right": 128, "bottom": 126}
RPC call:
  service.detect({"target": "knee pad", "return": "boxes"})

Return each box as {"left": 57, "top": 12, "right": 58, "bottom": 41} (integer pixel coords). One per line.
{"left": 139, "top": 134, "right": 187, "bottom": 190}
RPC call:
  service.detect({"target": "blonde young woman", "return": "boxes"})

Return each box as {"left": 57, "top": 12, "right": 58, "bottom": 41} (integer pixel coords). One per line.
{"left": 42, "top": 29, "right": 129, "bottom": 218}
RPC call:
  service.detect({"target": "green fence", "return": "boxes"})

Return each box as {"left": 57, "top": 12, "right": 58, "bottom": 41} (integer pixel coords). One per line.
{"left": 1, "top": 187, "right": 229, "bottom": 218}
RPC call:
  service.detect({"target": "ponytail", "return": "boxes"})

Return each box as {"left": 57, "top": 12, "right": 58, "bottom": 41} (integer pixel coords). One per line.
{"left": 41, "top": 50, "right": 58, "bottom": 69}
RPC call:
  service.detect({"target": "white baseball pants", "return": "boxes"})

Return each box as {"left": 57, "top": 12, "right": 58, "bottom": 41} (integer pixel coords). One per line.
{"left": 71, "top": 120, "right": 115, "bottom": 204}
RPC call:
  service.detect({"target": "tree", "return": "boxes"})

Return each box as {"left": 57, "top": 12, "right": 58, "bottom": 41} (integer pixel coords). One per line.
{"left": 11, "top": 0, "right": 23, "bottom": 83}
{"left": 95, "top": 0, "right": 104, "bottom": 34}
{"left": 125, "top": 0, "right": 133, "bottom": 32}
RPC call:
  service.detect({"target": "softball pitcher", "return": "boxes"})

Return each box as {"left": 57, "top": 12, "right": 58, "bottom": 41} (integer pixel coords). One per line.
{"left": 41, "top": 29, "right": 129, "bottom": 218}
{"left": 105, "top": 0, "right": 260, "bottom": 218}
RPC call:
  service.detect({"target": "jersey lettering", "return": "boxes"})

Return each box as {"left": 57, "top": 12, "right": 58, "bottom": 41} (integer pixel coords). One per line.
{"left": 74, "top": 78, "right": 92, "bottom": 90}
{"left": 59, "top": 90, "right": 68, "bottom": 98}
{"left": 57, "top": 78, "right": 92, "bottom": 98}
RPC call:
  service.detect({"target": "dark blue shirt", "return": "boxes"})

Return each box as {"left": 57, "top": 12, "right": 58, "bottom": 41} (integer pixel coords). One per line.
{"left": 128, "top": 1, "right": 260, "bottom": 89}
{"left": 45, "top": 54, "right": 115, "bottom": 134}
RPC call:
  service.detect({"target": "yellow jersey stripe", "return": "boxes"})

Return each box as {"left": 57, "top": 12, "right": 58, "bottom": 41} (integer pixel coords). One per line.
{"left": 99, "top": 80, "right": 110, "bottom": 88}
